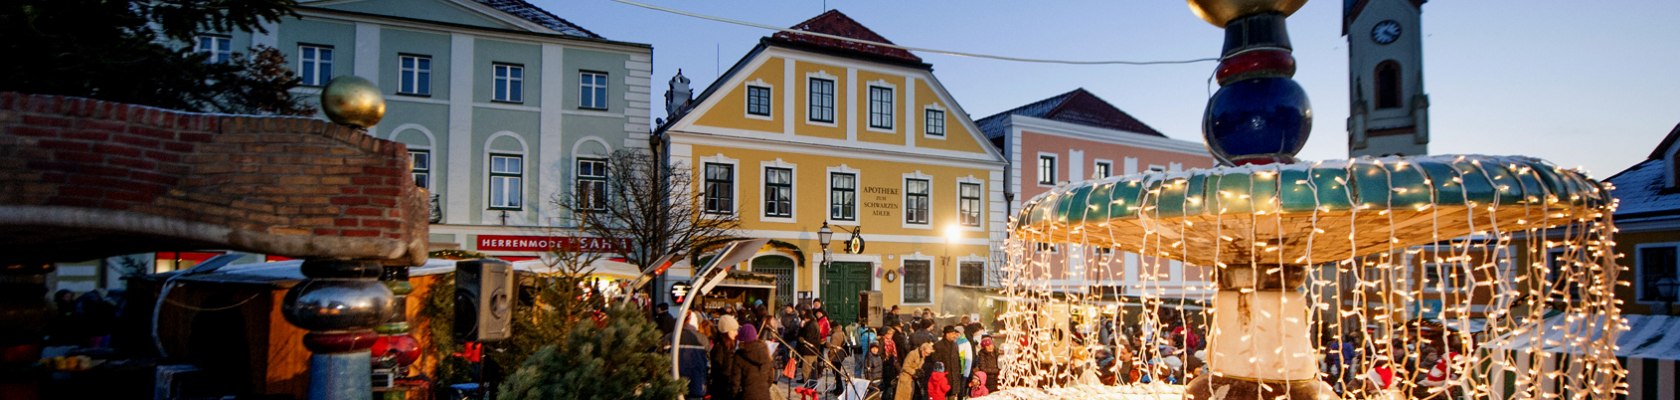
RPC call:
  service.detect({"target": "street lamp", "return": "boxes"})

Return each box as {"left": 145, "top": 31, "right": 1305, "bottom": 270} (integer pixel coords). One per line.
{"left": 818, "top": 221, "right": 834, "bottom": 269}
{"left": 1655, "top": 276, "right": 1679, "bottom": 315}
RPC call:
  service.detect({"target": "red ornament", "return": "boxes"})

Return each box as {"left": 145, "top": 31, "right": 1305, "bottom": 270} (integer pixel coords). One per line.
{"left": 371, "top": 334, "right": 421, "bottom": 366}
{"left": 1215, "top": 49, "right": 1296, "bottom": 86}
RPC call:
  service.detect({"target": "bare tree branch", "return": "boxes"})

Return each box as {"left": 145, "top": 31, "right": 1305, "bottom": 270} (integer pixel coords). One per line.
{"left": 553, "top": 149, "right": 740, "bottom": 285}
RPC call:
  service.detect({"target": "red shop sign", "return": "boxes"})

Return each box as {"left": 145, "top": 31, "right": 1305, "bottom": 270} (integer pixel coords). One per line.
{"left": 475, "top": 235, "right": 632, "bottom": 253}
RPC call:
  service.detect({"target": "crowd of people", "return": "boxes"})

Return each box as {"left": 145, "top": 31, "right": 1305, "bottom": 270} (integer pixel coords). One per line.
{"left": 1319, "top": 328, "right": 1470, "bottom": 400}
{"left": 653, "top": 300, "right": 1002, "bottom": 400}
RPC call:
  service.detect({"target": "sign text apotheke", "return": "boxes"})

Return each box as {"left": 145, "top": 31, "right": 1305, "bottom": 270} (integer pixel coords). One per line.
{"left": 476, "top": 235, "right": 632, "bottom": 253}
{"left": 862, "top": 186, "right": 900, "bottom": 217}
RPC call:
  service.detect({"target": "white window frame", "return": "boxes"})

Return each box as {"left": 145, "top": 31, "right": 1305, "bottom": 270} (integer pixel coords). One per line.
{"left": 579, "top": 70, "right": 608, "bottom": 110}
{"left": 902, "top": 171, "right": 932, "bottom": 229}
{"left": 493, "top": 63, "right": 524, "bottom": 103}
{"left": 1148, "top": 164, "right": 1167, "bottom": 173}
{"left": 699, "top": 154, "right": 739, "bottom": 218}
{"left": 298, "top": 44, "right": 333, "bottom": 86}
{"left": 744, "top": 79, "right": 773, "bottom": 120}
{"left": 196, "top": 35, "right": 232, "bottom": 63}
{"left": 899, "top": 255, "right": 935, "bottom": 305}
{"left": 866, "top": 81, "right": 896, "bottom": 132}
{"left": 409, "top": 149, "right": 432, "bottom": 190}
{"left": 828, "top": 164, "right": 861, "bottom": 223}
{"left": 1634, "top": 242, "right": 1680, "bottom": 303}
{"left": 488, "top": 153, "right": 523, "bottom": 210}
{"left": 1037, "top": 153, "right": 1058, "bottom": 186}
{"left": 923, "top": 104, "right": 947, "bottom": 139}
{"left": 397, "top": 54, "right": 432, "bottom": 96}
{"left": 576, "top": 158, "right": 608, "bottom": 211}
{"left": 956, "top": 177, "right": 983, "bottom": 230}
{"left": 702, "top": 162, "right": 736, "bottom": 216}
{"left": 806, "top": 72, "right": 837, "bottom": 126}
{"left": 759, "top": 159, "right": 797, "bottom": 223}
{"left": 1093, "top": 159, "right": 1114, "bottom": 180}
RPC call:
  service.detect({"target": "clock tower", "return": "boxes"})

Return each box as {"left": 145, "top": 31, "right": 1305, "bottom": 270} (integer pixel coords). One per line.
{"left": 1346, "top": 0, "right": 1429, "bottom": 157}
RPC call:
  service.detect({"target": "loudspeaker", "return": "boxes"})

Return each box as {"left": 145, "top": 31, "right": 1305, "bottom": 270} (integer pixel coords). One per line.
{"left": 859, "top": 290, "right": 883, "bottom": 328}
{"left": 455, "top": 259, "right": 513, "bottom": 342}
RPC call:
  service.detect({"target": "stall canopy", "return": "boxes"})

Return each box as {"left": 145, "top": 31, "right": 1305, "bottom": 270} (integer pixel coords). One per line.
{"left": 217, "top": 257, "right": 643, "bottom": 280}
{"left": 1482, "top": 313, "right": 1680, "bottom": 399}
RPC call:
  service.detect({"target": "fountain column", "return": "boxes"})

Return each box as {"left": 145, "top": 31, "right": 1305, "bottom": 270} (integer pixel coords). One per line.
{"left": 1190, "top": 264, "right": 1328, "bottom": 399}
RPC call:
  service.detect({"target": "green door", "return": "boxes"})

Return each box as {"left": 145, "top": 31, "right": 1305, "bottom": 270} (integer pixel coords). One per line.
{"left": 822, "top": 262, "right": 872, "bottom": 325}
{"left": 751, "top": 256, "right": 796, "bottom": 308}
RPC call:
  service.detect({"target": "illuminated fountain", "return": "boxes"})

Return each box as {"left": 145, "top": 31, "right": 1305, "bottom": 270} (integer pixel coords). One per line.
{"left": 990, "top": 1, "right": 1624, "bottom": 399}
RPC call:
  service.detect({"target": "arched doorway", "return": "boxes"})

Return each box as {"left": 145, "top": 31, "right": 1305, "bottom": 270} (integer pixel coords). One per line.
{"left": 751, "top": 255, "right": 796, "bottom": 308}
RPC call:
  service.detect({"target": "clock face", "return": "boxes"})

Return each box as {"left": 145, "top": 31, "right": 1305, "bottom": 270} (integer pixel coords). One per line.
{"left": 1371, "top": 20, "right": 1402, "bottom": 45}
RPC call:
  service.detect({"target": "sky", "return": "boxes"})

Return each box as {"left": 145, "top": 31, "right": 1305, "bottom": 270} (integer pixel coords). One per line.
{"left": 542, "top": 0, "right": 1680, "bottom": 179}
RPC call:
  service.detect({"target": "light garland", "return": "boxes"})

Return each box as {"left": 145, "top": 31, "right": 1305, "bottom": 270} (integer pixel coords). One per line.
{"left": 989, "top": 156, "right": 1625, "bottom": 399}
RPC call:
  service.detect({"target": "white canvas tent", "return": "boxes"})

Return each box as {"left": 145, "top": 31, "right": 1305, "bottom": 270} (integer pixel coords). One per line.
{"left": 1482, "top": 313, "right": 1680, "bottom": 399}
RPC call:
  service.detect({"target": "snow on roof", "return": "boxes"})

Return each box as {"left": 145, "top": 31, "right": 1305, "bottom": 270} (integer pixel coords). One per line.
{"left": 472, "top": 0, "right": 601, "bottom": 39}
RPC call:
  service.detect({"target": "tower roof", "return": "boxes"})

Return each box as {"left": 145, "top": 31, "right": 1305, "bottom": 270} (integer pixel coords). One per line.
{"left": 976, "top": 88, "right": 1164, "bottom": 139}
{"left": 767, "top": 9, "right": 924, "bottom": 65}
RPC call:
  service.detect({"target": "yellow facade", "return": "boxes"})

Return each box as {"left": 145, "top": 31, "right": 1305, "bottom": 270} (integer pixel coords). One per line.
{"left": 664, "top": 42, "right": 1007, "bottom": 318}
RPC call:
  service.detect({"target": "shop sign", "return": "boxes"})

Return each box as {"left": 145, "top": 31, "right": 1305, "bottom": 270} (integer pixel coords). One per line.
{"left": 475, "top": 235, "right": 632, "bottom": 253}
{"left": 862, "top": 186, "right": 899, "bottom": 217}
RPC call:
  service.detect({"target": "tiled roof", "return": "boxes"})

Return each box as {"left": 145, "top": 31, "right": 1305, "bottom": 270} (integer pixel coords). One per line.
{"left": 473, "top": 0, "right": 601, "bottom": 39}
{"left": 769, "top": 10, "right": 922, "bottom": 65}
{"left": 1609, "top": 122, "right": 1680, "bottom": 219}
{"left": 975, "top": 88, "right": 1164, "bottom": 139}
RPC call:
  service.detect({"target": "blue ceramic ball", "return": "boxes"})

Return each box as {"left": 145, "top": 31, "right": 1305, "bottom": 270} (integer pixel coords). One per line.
{"left": 1202, "top": 77, "right": 1312, "bottom": 165}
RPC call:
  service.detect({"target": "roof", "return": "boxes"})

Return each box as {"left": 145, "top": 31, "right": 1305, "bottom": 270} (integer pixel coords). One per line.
{"left": 767, "top": 9, "right": 923, "bottom": 65}
{"left": 1607, "top": 122, "right": 1680, "bottom": 219}
{"left": 1486, "top": 313, "right": 1680, "bottom": 362}
{"left": 974, "top": 88, "right": 1165, "bottom": 140}
{"left": 472, "top": 0, "right": 601, "bottom": 39}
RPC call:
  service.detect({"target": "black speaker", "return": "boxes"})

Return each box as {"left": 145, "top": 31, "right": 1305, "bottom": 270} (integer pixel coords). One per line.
{"left": 455, "top": 259, "right": 513, "bottom": 342}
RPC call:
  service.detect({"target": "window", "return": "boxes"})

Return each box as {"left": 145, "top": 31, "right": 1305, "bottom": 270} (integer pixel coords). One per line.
{"left": 903, "top": 260, "right": 931, "bottom": 303}
{"left": 925, "top": 109, "right": 945, "bottom": 136}
{"left": 764, "top": 167, "right": 793, "bottom": 218}
{"left": 577, "top": 158, "right": 608, "bottom": 210}
{"left": 905, "top": 178, "right": 929, "bottom": 225}
{"left": 1375, "top": 60, "right": 1401, "bottom": 109}
{"left": 1037, "top": 155, "right": 1057, "bottom": 185}
{"left": 409, "top": 150, "right": 431, "bottom": 189}
{"left": 1545, "top": 249, "right": 1583, "bottom": 301}
{"left": 298, "top": 45, "right": 334, "bottom": 86}
{"left": 1421, "top": 262, "right": 1471, "bottom": 292}
{"left": 808, "top": 78, "right": 835, "bottom": 123}
{"left": 959, "top": 182, "right": 981, "bottom": 227}
{"left": 493, "top": 63, "right": 524, "bottom": 103}
{"left": 830, "top": 173, "right": 856, "bottom": 221}
{"left": 580, "top": 71, "right": 608, "bottom": 110}
{"left": 868, "top": 86, "right": 894, "bottom": 129}
{"left": 196, "top": 35, "right": 232, "bottom": 63}
{"left": 488, "top": 154, "right": 522, "bottom": 209}
{"left": 703, "top": 163, "right": 734, "bottom": 215}
{"left": 1094, "top": 161, "right": 1112, "bottom": 179}
{"left": 1637, "top": 244, "right": 1680, "bottom": 302}
{"left": 1149, "top": 165, "right": 1167, "bottom": 173}
{"left": 746, "top": 86, "right": 772, "bottom": 116}
{"left": 398, "top": 55, "right": 432, "bottom": 96}
{"left": 960, "top": 261, "right": 985, "bottom": 287}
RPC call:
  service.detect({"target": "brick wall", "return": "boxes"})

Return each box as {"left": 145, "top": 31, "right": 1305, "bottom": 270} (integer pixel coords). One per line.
{"left": 0, "top": 92, "right": 428, "bottom": 265}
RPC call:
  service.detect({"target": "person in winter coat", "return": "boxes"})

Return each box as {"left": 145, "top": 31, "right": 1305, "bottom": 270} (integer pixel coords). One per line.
{"left": 928, "top": 362, "right": 952, "bottom": 400}
{"left": 974, "top": 337, "right": 1001, "bottom": 393}
{"left": 931, "top": 326, "right": 963, "bottom": 398}
{"left": 799, "top": 311, "right": 824, "bottom": 382}
{"left": 968, "top": 370, "right": 990, "bottom": 397}
{"left": 896, "top": 342, "right": 933, "bottom": 400}
{"left": 879, "top": 326, "right": 902, "bottom": 400}
{"left": 672, "top": 312, "right": 712, "bottom": 399}
{"left": 735, "top": 324, "right": 775, "bottom": 400}
{"left": 709, "top": 316, "right": 742, "bottom": 400}
{"left": 862, "top": 343, "right": 884, "bottom": 381}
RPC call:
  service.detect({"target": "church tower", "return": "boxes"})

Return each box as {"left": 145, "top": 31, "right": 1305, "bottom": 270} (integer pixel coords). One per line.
{"left": 1346, "top": 0, "right": 1429, "bottom": 157}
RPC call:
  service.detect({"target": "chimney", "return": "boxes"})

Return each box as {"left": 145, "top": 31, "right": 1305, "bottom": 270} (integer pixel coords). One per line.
{"left": 664, "top": 69, "right": 693, "bottom": 119}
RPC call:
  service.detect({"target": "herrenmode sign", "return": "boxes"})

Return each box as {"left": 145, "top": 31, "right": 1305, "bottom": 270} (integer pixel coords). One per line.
{"left": 475, "top": 235, "right": 632, "bottom": 253}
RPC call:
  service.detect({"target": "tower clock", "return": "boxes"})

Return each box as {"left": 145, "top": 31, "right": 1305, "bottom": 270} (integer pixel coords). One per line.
{"left": 1346, "top": 0, "right": 1429, "bottom": 157}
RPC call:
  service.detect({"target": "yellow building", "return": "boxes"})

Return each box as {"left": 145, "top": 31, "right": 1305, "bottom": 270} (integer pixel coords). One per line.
{"left": 656, "top": 10, "right": 1007, "bottom": 324}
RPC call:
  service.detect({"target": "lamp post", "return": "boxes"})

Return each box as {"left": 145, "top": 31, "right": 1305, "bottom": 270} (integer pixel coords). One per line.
{"left": 1656, "top": 276, "right": 1679, "bottom": 315}
{"left": 818, "top": 221, "right": 834, "bottom": 269}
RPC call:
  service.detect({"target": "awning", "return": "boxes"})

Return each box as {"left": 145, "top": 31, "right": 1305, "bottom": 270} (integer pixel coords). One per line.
{"left": 1482, "top": 313, "right": 1680, "bottom": 399}
{"left": 209, "top": 257, "right": 643, "bottom": 280}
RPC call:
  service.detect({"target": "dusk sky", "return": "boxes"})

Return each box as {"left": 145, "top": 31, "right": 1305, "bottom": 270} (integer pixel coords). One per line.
{"left": 544, "top": 0, "right": 1680, "bottom": 179}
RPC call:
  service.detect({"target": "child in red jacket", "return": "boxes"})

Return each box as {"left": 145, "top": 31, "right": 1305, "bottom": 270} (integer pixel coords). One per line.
{"left": 928, "top": 362, "right": 951, "bottom": 400}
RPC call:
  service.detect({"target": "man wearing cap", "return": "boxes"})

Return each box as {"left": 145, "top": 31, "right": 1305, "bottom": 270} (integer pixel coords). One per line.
{"left": 932, "top": 326, "right": 963, "bottom": 399}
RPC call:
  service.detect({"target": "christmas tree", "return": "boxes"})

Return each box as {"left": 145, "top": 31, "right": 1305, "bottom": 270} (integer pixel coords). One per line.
{"left": 497, "top": 304, "right": 684, "bottom": 400}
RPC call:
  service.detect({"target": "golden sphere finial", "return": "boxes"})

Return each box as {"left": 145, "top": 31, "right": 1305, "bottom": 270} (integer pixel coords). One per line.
{"left": 1188, "top": 0, "right": 1308, "bottom": 27}
{"left": 321, "top": 76, "right": 386, "bottom": 129}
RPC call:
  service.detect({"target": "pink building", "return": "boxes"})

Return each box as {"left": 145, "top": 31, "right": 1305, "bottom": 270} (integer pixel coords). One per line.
{"left": 977, "top": 88, "right": 1216, "bottom": 299}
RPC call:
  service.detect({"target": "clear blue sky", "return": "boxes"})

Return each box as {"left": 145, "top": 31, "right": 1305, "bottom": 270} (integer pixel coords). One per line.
{"left": 543, "top": 0, "right": 1680, "bottom": 179}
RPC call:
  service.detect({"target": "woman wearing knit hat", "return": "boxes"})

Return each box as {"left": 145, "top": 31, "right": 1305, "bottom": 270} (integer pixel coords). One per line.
{"left": 708, "top": 315, "right": 741, "bottom": 400}
{"left": 734, "top": 323, "right": 774, "bottom": 400}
